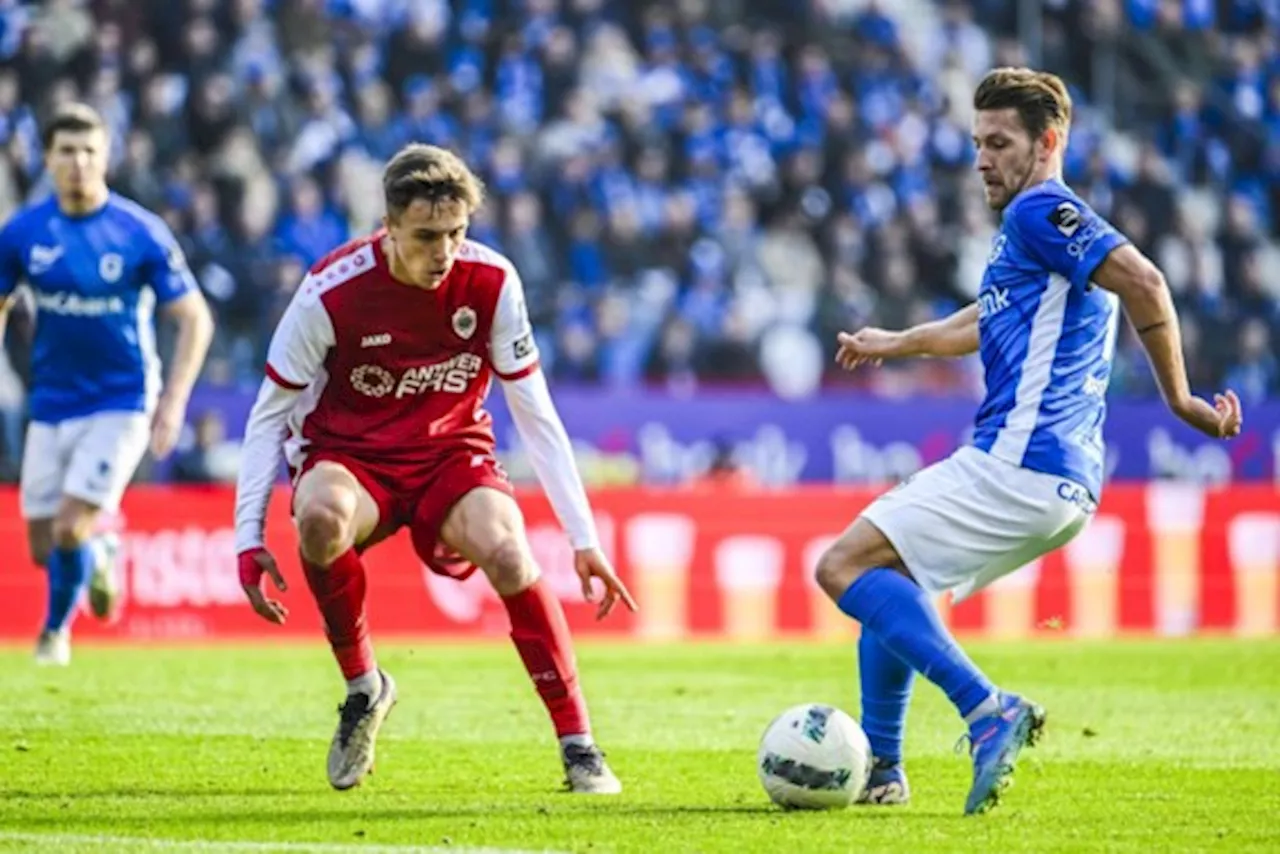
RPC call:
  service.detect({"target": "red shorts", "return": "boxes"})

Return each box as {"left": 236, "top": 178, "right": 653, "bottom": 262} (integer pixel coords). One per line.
{"left": 292, "top": 448, "right": 514, "bottom": 580}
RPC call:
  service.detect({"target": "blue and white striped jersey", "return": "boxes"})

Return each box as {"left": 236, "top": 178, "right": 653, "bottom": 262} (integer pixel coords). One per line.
{"left": 971, "top": 179, "right": 1128, "bottom": 500}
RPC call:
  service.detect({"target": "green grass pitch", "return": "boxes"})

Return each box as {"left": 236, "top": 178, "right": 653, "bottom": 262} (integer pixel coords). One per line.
{"left": 1, "top": 638, "right": 1278, "bottom": 853}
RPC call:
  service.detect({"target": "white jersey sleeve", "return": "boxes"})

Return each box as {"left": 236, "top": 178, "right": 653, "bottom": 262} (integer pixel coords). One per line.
{"left": 234, "top": 379, "right": 297, "bottom": 552}
{"left": 488, "top": 264, "right": 540, "bottom": 381}
{"left": 264, "top": 280, "right": 336, "bottom": 390}
{"left": 500, "top": 369, "right": 599, "bottom": 550}
{"left": 235, "top": 282, "right": 334, "bottom": 552}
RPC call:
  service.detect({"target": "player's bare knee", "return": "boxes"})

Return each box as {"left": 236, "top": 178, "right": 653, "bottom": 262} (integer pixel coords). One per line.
{"left": 51, "top": 512, "right": 92, "bottom": 551}
{"left": 481, "top": 536, "right": 538, "bottom": 597}
{"left": 29, "top": 541, "right": 53, "bottom": 567}
{"left": 28, "top": 521, "right": 54, "bottom": 567}
{"left": 814, "top": 542, "right": 862, "bottom": 599}
{"left": 297, "top": 502, "right": 352, "bottom": 566}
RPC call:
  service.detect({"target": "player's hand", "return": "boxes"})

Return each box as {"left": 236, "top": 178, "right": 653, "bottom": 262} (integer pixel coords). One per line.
{"left": 1172, "top": 389, "right": 1243, "bottom": 439}
{"left": 573, "top": 548, "right": 638, "bottom": 621}
{"left": 238, "top": 547, "right": 289, "bottom": 625}
{"left": 835, "top": 328, "right": 903, "bottom": 371}
{"left": 149, "top": 393, "right": 186, "bottom": 459}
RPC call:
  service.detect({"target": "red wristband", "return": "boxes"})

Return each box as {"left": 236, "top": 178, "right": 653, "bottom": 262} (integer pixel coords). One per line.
{"left": 238, "top": 548, "right": 266, "bottom": 586}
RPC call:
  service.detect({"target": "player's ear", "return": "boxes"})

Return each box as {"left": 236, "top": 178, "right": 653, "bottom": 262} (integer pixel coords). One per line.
{"left": 1038, "top": 127, "right": 1061, "bottom": 163}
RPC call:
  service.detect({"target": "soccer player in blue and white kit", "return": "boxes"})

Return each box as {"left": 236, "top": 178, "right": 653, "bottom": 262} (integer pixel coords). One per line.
{"left": 818, "top": 69, "right": 1243, "bottom": 815}
{"left": 0, "top": 104, "right": 214, "bottom": 665}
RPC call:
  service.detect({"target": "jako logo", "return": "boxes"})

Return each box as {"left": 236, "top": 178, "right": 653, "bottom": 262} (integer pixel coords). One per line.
{"left": 360, "top": 333, "right": 391, "bottom": 348}
{"left": 978, "top": 287, "right": 1011, "bottom": 319}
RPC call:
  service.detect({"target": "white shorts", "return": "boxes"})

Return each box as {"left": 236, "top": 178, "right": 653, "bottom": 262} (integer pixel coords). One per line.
{"left": 861, "top": 446, "right": 1094, "bottom": 602}
{"left": 20, "top": 411, "right": 151, "bottom": 519}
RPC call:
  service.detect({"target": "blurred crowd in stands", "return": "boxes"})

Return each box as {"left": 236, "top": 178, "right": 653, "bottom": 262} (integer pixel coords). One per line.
{"left": 0, "top": 0, "right": 1276, "bottom": 430}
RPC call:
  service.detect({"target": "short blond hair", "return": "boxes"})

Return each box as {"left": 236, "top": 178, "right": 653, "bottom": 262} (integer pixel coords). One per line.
{"left": 382, "top": 144, "right": 485, "bottom": 219}
{"left": 973, "top": 68, "right": 1072, "bottom": 142}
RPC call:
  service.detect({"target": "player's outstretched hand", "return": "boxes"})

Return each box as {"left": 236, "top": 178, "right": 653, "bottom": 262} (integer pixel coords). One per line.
{"left": 835, "top": 328, "right": 902, "bottom": 371}
{"left": 149, "top": 394, "right": 186, "bottom": 459}
{"left": 1173, "top": 389, "right": 1243, "bottom": 439}
{"left": 573, "top": 548, "right": 638, "bottom": 621}
{"left": 238, "top": 547, "right": 289, "bottom": 625}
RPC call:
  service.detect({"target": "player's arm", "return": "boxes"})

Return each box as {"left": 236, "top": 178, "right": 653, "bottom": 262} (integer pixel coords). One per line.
{"left": 0, "top": 221, "right": 24, "bottom": 342}
{"left": 835, "top": 303, "right": 979, "bottom": 370}
{"left": 235, "top": 285, "right": 333, "bottom": 624}
{"left": 1092, "top": 245, "right": 1241, "bottom": 438}
{"left": 1012, "top": 192, "right": 1241, "bottom": 440}
{"left": 489, "top": 267, "right": 637, "bottom": 619}
{"left": 159, "top": 291, "right": 214, "bottom": 403}
{"left": 144, "top": 223, "right": 215, "bottom": 458}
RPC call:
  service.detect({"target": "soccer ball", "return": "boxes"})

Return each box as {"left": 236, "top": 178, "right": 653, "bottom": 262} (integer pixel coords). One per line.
{"left": 757, "top": 703, "right": 872, "bottom": 810}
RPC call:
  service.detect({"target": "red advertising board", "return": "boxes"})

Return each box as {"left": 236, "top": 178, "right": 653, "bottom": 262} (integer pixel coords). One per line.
{"left": 0, "top": 484, "right": 1276, "bottom": 641}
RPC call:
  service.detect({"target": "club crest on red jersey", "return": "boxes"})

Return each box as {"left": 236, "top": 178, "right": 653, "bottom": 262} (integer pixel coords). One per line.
{"left": 452, "top": 306, "right": 477, "bottom": 340}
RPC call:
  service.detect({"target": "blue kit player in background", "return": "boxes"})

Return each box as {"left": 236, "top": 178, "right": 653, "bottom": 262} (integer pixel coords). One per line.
{"left": 819, "top": 69, "right": 1243, "bottom": 815}
{"left": 0, "top": 104, "right": 214, "bottom": 665}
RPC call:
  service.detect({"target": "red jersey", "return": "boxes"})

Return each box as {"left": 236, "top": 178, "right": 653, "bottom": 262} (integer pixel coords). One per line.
{"left": 263, "top": 232, "right": 540, "bottom": 469}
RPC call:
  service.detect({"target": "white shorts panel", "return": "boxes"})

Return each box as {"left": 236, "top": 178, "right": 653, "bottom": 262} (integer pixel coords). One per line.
{"left": 860, "top": 446, "right": 1093, "bottom": 601}
{"left": 19, "top": 422, "right": 71, "bottom": 519}
{"left": 20, "top": 412, "right": 151, "bottom": 519}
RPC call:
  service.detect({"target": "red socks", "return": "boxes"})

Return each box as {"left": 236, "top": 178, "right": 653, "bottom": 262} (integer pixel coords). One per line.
{"left": 302, "top": 547, "right": 375, "bottom": 680}
{"left": 503, "top": 578, "right": 590, "bottom": 738}
{"left": 304, "top": 555, "right": 586, "bottom": 738}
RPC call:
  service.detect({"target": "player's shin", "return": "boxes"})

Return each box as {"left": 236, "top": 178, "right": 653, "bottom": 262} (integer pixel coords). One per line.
{"left": 301, "top": 547, "right": 378, "bottom": 692}
{"left": 838, "top": 569, "right": 998, "bottom": 722}
{"left": 43, "top": 544, "right": 94, "bottom": 633}
{"left": 858, "top": 628, "right": 914, "bottom": 764}
{"left": 501, "top": 577, "right": 591, "bottom": 742}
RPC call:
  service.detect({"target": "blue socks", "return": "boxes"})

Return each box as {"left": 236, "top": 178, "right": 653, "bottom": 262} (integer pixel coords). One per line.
{"left": 839, "top": 568, "right": 996, "bottom": 720}
{"left": 44, "top": 544, "right": 94, "bottom": 632}
{"left": 858, "top": 628, "right": 914, "bottom": 764}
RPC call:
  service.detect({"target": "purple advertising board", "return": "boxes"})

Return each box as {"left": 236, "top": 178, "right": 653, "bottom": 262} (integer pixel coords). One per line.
{"left": 187, "top": 385, "right": 1280, "bottom": 486}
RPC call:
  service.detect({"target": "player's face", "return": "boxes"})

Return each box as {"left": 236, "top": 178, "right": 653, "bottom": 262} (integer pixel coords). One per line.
{"left": 972, "top": 109, "right": 1050, "bottom": 212}
{"left": 46, "top": 129, "right": 110, "bottom": 207}
{"left": 383, "top": 197, "right": 469, "bottom": 288}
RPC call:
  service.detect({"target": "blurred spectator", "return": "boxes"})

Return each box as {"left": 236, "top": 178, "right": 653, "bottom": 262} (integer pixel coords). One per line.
{"left": 171, "top": 411, "right": 241, "bottom": 484}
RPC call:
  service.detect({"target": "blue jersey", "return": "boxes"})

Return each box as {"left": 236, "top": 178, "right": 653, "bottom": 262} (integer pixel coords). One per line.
{"left": 0, "top": 193, "right": 196, "bottom": 423}
{"left": 971, "top": 179, "right": 1128, "bottom": 500}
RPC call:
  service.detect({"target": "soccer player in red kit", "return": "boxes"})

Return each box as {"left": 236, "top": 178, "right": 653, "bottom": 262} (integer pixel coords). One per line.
{"left": 233, "top": 144, "right": 637, "bottom": 794}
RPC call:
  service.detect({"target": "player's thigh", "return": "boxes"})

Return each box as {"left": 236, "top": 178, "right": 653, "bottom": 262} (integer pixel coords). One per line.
{"left": 863, "top": 447, "right": 1086, "bottom": 599}
{"left": 62, "top": 412, "right": 150, "bottom": 515}
{"left": 293, "top": 459, "right": 382, "bottom": 548}
{"left": 437, "top": 485, "right": 535, "bottom": 587}
{"left": 19, "top": 421, "right": 67, "bottom": 525}
{"left": 813, "top": 457, "right": 962, "bottom": 597}
{"left": 813, "top": 516, "right": 908, "bottom": 598}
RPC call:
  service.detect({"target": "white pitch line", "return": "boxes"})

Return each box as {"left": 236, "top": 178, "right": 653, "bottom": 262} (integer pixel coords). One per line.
{"left": 0, "top": 832, "right": 568, "bottom": 854}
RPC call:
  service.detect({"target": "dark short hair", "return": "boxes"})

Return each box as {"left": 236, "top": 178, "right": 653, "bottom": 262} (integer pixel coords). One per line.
{"left": 42, "top": 102, "right": 106, "bottom": 151}
{"left": 973, "top": 68, "right": 1072, "bottom": 142}
{"left": 382, "top": 143, "right": 485, "bottom": 220}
